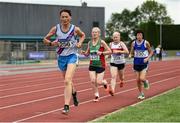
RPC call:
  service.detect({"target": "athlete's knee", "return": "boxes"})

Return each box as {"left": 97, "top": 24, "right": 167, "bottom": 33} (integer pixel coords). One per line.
{"left": 96, "top": 80, "right": 102, "bottom": 85}
{"left": 111, "top": 75, "right": 117, "bottom": 80}
{"left": 139, "top": 77, "right": 146, "bottom": 82}
{"left": 91, "top": 79, "right": 96, "bottom": 84}
{"left": 64, "top": 77, "right": 72, "bottom": 86}
{"left": 64, "top": 81, "right": 72, "bottom": 86}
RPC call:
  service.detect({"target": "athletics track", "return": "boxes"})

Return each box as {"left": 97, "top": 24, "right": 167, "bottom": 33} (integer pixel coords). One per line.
{"left": 0, "top": 59, "right": 179, "bottom": 122}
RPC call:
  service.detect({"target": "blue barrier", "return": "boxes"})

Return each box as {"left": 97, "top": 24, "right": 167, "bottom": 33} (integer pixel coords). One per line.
{"left": 176, "top": 52, "right": 180, "bottom": 56}
{"left": 28, "top": 52, "right": 46, "bottom": 60}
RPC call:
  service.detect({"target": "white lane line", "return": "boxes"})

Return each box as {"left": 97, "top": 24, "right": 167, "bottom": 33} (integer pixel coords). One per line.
{"left": 0, "top": 70, "right": 78, "bottom": 85}
{"left": 0, "top": 81, "right": 89, "bottom": 99}
{"left": 0, "top": 77, "right": 84, "bottom": 92}
{"left": 0, "top": 87, "right": 92, "bottom": 110}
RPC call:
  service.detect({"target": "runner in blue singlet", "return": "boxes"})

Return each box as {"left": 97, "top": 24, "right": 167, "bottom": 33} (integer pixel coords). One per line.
{"left": 129, "top": 30, "right": 153, "bottom": 100}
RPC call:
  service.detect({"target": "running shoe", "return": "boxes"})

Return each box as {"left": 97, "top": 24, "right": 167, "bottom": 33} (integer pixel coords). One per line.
{"left": 93, "top": 96, "right": 99, "bottom": 102}
{"left": 143, "top": 80, "right": 150, "bottom": 90}
{"left": 72, "top": 91, "right": 79, "bottom": 106}
{"left": 103, "top": 84, "right": 110, "bottom": 91}
{"left": 109, "top": 89, "right": 114, "bottom": 96}
{"left": 102, "top": 80, "right": 109, "bottom": 91}
{"left": 138, "top": 93, "right": 145, "bottom": 100}
{"left": 62, "top": 105, "right": 69, "bottom": 115}
{"left": 120, "top": 82, "right": 124, "bottom": 88}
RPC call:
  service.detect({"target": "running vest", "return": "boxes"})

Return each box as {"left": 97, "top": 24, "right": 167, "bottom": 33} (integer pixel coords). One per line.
{"left": 110, "top": 42, "right": 126, "bottom": 64}
{"left": 55, "top": 24, "right": 78, "bottom": 56}
{"left": 89, "top": 39, "right": 105, "bottom": 68}
{"left": 133, "top": 40, "right": 149, "bottom": 65}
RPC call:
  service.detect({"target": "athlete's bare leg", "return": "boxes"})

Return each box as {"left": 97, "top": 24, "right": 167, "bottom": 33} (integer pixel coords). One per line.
{"left": 136, "top": 72, "right": 142, "bottom": 93}
{"left": 89, "top": 71, "right": 98, "bottom": 96}
{"left": 64, "top": 64, "right": 76, "bottom": 105}
{"left": 110, "top": 66, "right": 118, "bottom": 91}
{"left": 118, "top": 68, "right": 125, "bottom": 87}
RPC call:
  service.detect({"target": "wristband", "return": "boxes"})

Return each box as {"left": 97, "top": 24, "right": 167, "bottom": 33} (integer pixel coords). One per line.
{"left": 49, "top": 42, "right": 52, "bottom": 46}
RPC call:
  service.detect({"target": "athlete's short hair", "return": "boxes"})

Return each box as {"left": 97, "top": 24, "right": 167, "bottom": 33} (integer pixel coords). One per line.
{"left": 135, "top": 30, "right": 144, "bottom": 39}
{"left": 59, "top": 9, "right": 72, "bottom": 16}
{"left": 92, "top": 27, "right": 101, "bottom": 34}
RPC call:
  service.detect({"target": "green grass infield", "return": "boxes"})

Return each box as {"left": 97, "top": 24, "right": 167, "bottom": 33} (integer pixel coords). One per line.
{"left": 94, "top": 87, "right": 180, "bottom": 122}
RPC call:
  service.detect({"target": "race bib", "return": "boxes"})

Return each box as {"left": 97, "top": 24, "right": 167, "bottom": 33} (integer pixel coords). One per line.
{"left": 90, "top": 52, "right": 100, "bottom": 60}
{"left": 113, "top": 55, "right": 122, "bottom": 62}
{"left": 134, "top": 50, "right": 148, "bottom": 58}
{"left": 58, "top": 41, "right": 76, "bottom": 48}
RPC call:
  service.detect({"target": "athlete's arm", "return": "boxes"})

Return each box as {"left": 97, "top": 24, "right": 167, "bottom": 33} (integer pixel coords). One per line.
{"left": 146, "top": 41, "right": 154, "bottom": 60}
{"left": 129, "top": 41, "right": 134, "bottom": 58}
{"left": 107, "top": 42, "right": 112, "bottom": 58}
{"left": 100, "top": 40, "right": 112, "bottom": 55}
{"left": 114, "top": 42, "right": 129, "bottom": 54}
{"left": 75, "top": 26, "right": 85, "bottom": 48}
{"left": 81, "top": 41, "right": 90, "bottom": 56}
{"left": 43, "top": 26, "right": 58, "bottom": 46}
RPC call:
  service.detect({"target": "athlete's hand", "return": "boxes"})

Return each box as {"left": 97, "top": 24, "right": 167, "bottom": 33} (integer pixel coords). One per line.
{"left": 80, "top": 50, "right": 89, "bottom": 56}
{"left": 51, "top": 40, "right": 59, "bottom": 46}
{"left": 80, "top": 50, "right": 85, "bottom": 55}
{"left": 76, "top": 42, "right": 82, "bottom": 48}
{"left": 144, "top": 58, "right": 149, "bottom": 63}
{"left": 97, "top": 51, "right": 103, "bottom": 55}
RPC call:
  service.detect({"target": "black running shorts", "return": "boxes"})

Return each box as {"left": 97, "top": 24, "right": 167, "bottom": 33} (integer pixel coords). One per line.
{"left": 89, "top": 66, "right": 105, "bottom": 73}
{"left": 133, "top": 64, "right": 148, "bottom": 72}
{"left": 110, "top": 63, "right": 125, "bottom": 70}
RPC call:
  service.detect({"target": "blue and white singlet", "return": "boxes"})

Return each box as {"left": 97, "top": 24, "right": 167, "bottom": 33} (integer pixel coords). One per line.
{"left": 133, "top": 40, "right": 149, "bottom": 65}
{"left": 55, "top": 24, "right": 78, "bottom": 56}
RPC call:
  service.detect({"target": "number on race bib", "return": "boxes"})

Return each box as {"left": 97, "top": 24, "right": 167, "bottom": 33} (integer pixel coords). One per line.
{"left": 58, "top": 41, "right": 76, "bottom": 48}
{"left": 90, "top": 52, "right": 99, "bottom": 60}
{"left": 134, "top": 50, "right": 148, "bottom": 58}
{"left": 114, "top": 55, "right": 122, "bottom": 61}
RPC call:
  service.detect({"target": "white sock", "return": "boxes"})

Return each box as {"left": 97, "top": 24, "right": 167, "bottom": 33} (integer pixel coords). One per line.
{"left": 102, "top": 79, "right": 107, "bottom": 85}
{"left": 94, "top": 92, "right": 99, "bottom": 97}
{"left": 111, "top": 81, "right": 116, "bottom": 91}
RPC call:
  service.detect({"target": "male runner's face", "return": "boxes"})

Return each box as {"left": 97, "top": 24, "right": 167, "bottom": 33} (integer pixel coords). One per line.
{"left": 60, "top": 12, "right": 71, "bottom": 25}
{"left": 136, "top": 33, "right": 143, "bottom": 41}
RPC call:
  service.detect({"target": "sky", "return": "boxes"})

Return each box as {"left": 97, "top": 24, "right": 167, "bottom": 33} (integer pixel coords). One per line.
{"left": 0, "top": 0, "right": 179, "bottom": 24}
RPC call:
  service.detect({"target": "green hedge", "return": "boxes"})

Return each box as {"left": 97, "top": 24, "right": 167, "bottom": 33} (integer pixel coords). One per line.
{"left": 139, "top": 22, "right": 180, "bottom": 50}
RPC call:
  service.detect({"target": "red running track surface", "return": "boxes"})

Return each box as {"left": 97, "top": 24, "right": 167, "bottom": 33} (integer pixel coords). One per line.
{"left": 0, "top": 60, "right": 180, "bottom": 122}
